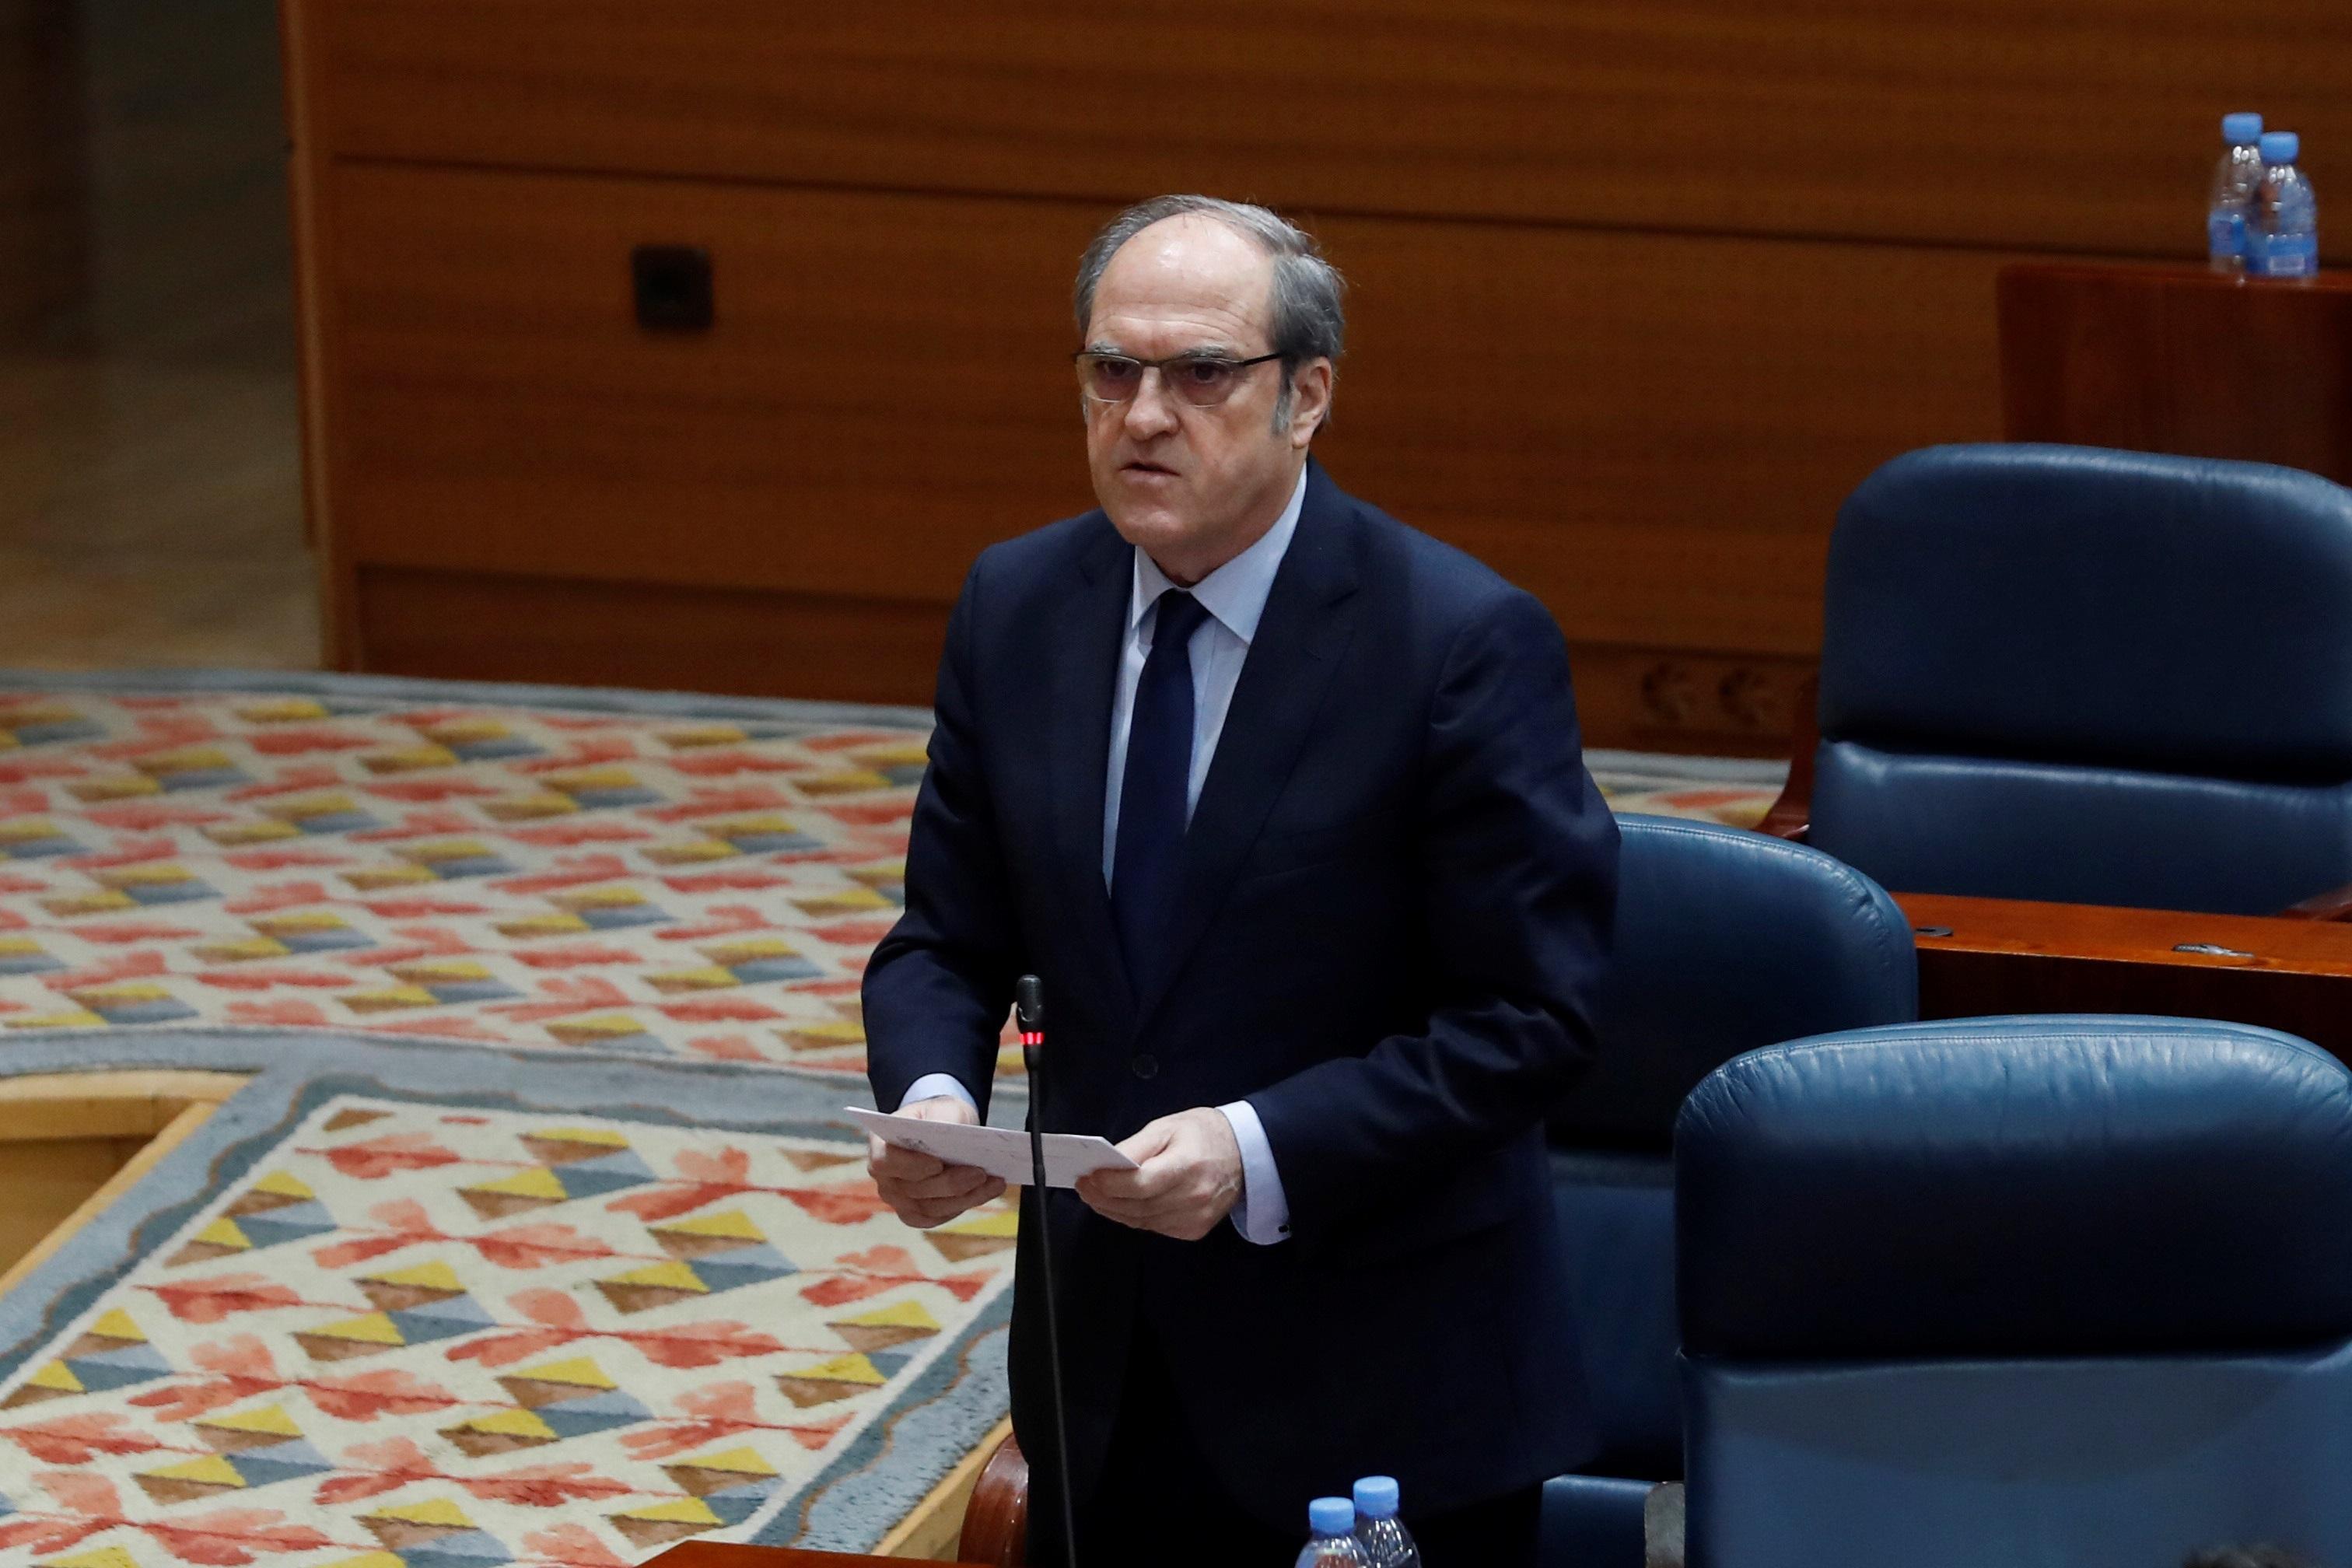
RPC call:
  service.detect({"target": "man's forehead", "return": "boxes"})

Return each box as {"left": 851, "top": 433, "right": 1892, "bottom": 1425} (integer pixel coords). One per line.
{"left": 1090, "top": 215, "right": 1274, "bottom": 339}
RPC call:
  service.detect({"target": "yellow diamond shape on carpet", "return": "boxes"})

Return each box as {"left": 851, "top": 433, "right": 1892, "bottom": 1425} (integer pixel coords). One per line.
{"left": 442, "top": 1405, "right": 558, "bottom": 1456}
{"left": 595, "top": 1259, "right": 708, "bottom": 1314}
{"left": 93, "top": 863, "right": 196, "bottom": 890}
{"left": 701, "top": 936, "right": 800, "bottom": 964}
{"left": 45, "top": 1549, "right": 145, "bottom": 1568}
{"left": 845, "top": 862, "right": 908, "bottom": 887}
{"left": 781, "top": 1020, "right": 864, "bottom": 1052}
{"left": 267, "top": 793, "right": 363, "bottom": 824}
{"left": 509, "top": 1355, "right": 616, "bottom": 1391}
{"left": 194, "top": 935, "right": 294, "bottom": 961}
{"left": 646, "top": 966, "right": 738, "bottom": 994}
{"left": 852, "top": 744, "right": 929, "bottom": 768}
{"left": 298, "top": 1312, "right": 406, "bottom": 1360}
{"left": 345, "top": 865, "right": 436, "bottom": 891}
{"left": 388, "top": 958, "right": 495, "bottom": 985}
{"left": 497, "top": 912, "right": 593, "bottom": 938}
{"left": 239, "top": 698, "right": 330, "bottom": 723}
{"left": 541, "top": 767, "right": 642, "bottom": 793}
{"left": 418, "top": 718, "right": 512, "bottom": 745}
{"left": 138, "top": 1451, "right": 244, "bottom": 1490}
{"left": 642, "top": 839, "right": 737, "bottom": 865}
{"left": 134, "top": 747, "right": 236, "bottom": 778}
{"left": 482, "top": 793, "right": 578, "bottom": 823}
{"left": 791, "top": 886, "right": 892, "bottom": 916}
{"left": 461, "top": 1165, "right": 567, "bottom": 1215}
{"left": 7, "top": 1007, "right": 107, "bottom": 1028}
{"left": 928, "top": 1206, "right": 1018, "bottom": 1263}
{"left": 776, "top": 1352, "right": 887, "bottom": 1409}
{"left": 363, "top": 745, "right": 459, "bottom": 774}
{"left": 252, "top": 911, "right": 355, "bottom": 937}
{"left": 24, "top": 1359, "right": 83, "bottom": 1394}
{"left": 0, "top": 819, "right": 65, "bottom": 845}
{"left": 68, "top": 775, "right": 161, "bottom": 801}
{"left": 660, "top": 725, "right": 747, "bottom": 748}
{"left": 546, "top": 1013, "right": 653, "bottom": 1047}
{"left": 831, "top": 1299, "right": 943, "bottom": 1353}
{"left": 795, "top": 770, "right": 892, "bottom": 796}
{"left": 205, "top": 820, "right": 303, "bottom": 846}
{"left": 609, "top": 1496, "right": 723, "bottom": 1549}
{"left": 196, "top": 1402, "right": 305, "bottom": 1451}
{"left": 341, "top": 985, "right": 439, "bottom": 1014}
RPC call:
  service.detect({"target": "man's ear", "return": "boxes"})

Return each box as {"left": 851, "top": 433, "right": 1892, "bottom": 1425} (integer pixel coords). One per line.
{"left": 1286, "top": 358, "right": 1334, "bottom": 446}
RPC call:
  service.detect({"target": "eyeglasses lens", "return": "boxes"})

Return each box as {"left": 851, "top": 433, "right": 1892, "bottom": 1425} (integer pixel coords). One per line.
{"left": 1079, "top": 355, "right": 1248, "bottom": 408}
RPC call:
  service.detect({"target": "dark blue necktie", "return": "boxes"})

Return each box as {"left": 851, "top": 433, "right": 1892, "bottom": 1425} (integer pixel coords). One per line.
{"left": 1111, "top": 589, "right": 1212, "bottom": 983}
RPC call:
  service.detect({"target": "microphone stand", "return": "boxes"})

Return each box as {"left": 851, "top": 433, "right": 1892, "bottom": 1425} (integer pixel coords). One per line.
{"left": 1015, "top": 974, "right": 1080, "bottom": 1568}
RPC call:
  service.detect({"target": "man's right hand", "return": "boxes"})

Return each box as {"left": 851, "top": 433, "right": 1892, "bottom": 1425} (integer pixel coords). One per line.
{"left": 867, "top": 1094, "right": 1008, "bottom": 1229}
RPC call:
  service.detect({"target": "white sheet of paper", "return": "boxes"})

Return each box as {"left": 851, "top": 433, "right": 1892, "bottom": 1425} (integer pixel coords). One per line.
{"left": 845, "top": 1107, "right": 1138, "bottom": 1188}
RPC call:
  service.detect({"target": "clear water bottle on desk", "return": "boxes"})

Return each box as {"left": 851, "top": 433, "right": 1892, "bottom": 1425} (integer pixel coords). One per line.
{"left": 1352, "top": 1477, "right": 1423, "bottom": 1568}
{"left": 2249, "top": 131, "right": 2320, "bottom": 280}
{"left": 1297, "top": 1497, "right": 1370, "bottom": 1568}
{"left": 2207, "top": 111, "right": 2266, "bottom": 272}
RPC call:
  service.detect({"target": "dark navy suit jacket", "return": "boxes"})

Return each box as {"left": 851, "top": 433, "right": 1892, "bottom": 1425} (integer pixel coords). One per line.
{"left": 863, "top": 462, "right": 1619, "bottom": 1525}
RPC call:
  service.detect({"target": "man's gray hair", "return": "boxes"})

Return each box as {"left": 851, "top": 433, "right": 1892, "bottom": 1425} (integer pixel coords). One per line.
{"left": 1074, "top": 194, "right": 1346, "bottom": 429}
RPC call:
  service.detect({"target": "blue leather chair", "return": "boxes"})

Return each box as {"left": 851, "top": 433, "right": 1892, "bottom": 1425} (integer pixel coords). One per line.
{"left": 1780, "top": 443, "right": 2352, "bottom": 913}
{"left": 1675, "top": 1016, "right": 2352, "bottom": 1568}
{"left": 1539, "top": 814, "right": 1918, "bottom": 1566}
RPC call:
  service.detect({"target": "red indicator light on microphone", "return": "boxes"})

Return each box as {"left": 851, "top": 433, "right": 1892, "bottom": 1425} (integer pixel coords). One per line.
{"left": 1020, "top": 1031, "right": 1044, "bottom": 1047}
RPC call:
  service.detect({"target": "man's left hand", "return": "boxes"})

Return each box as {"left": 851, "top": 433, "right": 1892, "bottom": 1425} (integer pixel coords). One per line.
{"left": 1076, "top": 1107, "right": 1243, "bottom": 1241}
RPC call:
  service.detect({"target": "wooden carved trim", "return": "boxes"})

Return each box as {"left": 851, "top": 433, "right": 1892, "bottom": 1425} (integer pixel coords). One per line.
{"left": 1756, "top": 673, "right": 1819, "bottom": 842}
{"left": 957, "top": 1431, "right": 1029, "bottom": 1567}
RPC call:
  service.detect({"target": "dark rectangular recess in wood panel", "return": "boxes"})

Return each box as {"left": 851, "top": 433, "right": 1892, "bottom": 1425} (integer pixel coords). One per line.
{"left": 299, "top": 0, "right": 2352, "bottom": 261}
{"left": 354, "top": 564, "right": 950, "bottom": 708}
{"left": 322, "top": 166, "right": 2008, "bottom": 660}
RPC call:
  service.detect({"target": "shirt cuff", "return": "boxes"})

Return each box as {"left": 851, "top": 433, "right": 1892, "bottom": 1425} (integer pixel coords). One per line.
{"left": 898, "top": 1073, "right": 978, "bottom": 1116}
{"left": 1217, "top": 1099, "right": 1292, "bottom": 1244}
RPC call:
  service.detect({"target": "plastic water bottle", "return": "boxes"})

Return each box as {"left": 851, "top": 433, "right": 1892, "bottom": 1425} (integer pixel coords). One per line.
{"left": 1352, "top": 1477, "right": 1423, "bottom": 1568}
{"left": 2249, "top": 131, "right": 2320, "bottom": 280}
{"left": 2207, "top": 112, "right": 2266, "bottom": 272}
{"left": 1297, "top": 1497, "right": 1370, "bottom": 1568}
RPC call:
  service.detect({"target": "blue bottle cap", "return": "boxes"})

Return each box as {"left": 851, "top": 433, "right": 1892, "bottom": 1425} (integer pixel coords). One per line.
{"left": 2261, "top": 131, "right": 2300, "bottom": 165}
{"left": 1353, "top": 1476, "right": 1401, "bottom": 1519}
{"left": 2223, "top": 112, "right": 2264, "bottom": 145}
{"left": 1310, "top": 1497, "right": 1356, "bottom": 1535}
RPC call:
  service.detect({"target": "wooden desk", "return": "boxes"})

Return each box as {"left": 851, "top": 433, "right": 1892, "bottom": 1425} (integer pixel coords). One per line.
{"left": 649, "top": 1543, "right": 982, "bottom": 1568}
{"left": 1998, "top": 260, "right": 2352, "bottom": 484}
{"left": 1898, "top": 893, "right": 2352, "bottom": 1059}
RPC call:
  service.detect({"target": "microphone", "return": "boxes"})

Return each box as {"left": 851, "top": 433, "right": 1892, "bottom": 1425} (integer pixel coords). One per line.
{"left": 1016, "top": 975, "right": 1080, "bottom": 1568}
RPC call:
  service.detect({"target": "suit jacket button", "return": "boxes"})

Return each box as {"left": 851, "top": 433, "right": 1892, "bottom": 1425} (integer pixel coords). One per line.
{"left": 1129, "top": 1053, "right": 1159, "bottom": 1080}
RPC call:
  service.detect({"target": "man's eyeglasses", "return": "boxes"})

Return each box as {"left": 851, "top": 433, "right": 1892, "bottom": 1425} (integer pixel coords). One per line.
{"left": 1074, "top": 349, "right": 1284, "bottom": 408}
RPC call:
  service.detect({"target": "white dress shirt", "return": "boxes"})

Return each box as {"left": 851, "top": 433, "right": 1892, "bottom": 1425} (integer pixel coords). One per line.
{"left": 898, "top": 467, "right": 1307, "bottom": 1245}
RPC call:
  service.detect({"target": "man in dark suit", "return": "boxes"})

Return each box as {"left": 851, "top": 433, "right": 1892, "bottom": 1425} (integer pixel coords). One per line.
{"left": 862, "top": 195, "right": 1619, "bottom": 1566}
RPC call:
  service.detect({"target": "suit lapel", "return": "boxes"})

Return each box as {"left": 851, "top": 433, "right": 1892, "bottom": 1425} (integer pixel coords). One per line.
{"left": 1133, "top": 466, "right": 1363, "bottom": 1029}
{"left": 1048, "top": 518, "right": 1139, "bottom": 1024}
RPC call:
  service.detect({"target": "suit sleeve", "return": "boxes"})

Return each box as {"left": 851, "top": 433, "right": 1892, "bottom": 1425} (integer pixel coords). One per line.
{"left": 861, "top": 559, "right": 1022, "bottom": 1121}
{"left": 1243, "top": 588, "right": 1619, "bottom": 1237}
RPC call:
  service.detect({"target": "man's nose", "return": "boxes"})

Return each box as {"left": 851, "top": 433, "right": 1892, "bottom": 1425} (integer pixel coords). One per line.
{"left": 1122, "top": 369, "right": 1181, "bottom": 438}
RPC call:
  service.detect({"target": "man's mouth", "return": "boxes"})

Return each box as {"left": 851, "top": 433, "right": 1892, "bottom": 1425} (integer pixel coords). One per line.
{"left": 1122, "top": 460, "right": 1178, "bottom": 477}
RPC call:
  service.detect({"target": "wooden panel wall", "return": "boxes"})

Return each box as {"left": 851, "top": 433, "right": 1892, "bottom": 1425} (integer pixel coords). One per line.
{"left": 284, "top": 1, "right": 2352, "bottom": 752}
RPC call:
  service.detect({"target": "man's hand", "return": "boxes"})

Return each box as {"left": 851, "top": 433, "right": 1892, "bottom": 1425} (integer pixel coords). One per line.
{"left": 867, "top": 1096, "right": 1006, "bottom": 1229}
{"left": 1076, "top": 1107, "right": 1243, "bottom": 1241}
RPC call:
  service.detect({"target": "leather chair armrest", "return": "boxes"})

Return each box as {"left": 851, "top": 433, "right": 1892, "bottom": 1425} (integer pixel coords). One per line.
{"left": 2280, "top": 882, "right": 2352, "bottom": 920}
{"left": 957, "top": 1431, "right": 1028, "bottom": 1567}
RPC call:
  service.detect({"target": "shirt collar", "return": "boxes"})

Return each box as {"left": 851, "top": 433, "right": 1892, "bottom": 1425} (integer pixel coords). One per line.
{"left": 1127, "top": 465, "right": 1308, "bottom": 646}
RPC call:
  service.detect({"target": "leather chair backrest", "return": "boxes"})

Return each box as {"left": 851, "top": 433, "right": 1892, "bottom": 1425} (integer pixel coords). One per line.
{"left": 1809, "top": 443, "right": 2352, "bottom": 912}
{"left": 1547, "top": 815, "right": 1916, "bottom": 1479}
{"left": 1675, "top": 1017, "right": 2352, "bottom": 1568}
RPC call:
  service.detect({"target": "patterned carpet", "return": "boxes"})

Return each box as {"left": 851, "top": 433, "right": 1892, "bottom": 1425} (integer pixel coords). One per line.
{"left": 0, "top": 676, "right": 1787, "bottom": 1074}
{"left": 0, "top": 671, "right": 1787, "bottom": 1565}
